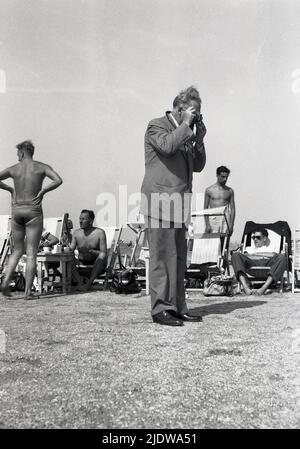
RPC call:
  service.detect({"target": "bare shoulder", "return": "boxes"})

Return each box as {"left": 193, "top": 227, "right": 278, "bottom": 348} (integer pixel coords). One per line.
{"left": 4, "top": 163, "right": 20, "bottom": 174}
{"left": 94, "top": 227, "right": 106, "bottom": 237}
{"left": 33, "top": 161, "right": 51, "bottom": 170}
{"left": 205, "top": 184, "right": 216, "bottom": 193}
{"left": 73, "top": 228, "right": 83, "bottom": 237}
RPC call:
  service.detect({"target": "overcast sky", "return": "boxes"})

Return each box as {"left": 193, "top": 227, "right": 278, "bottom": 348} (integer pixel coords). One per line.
{"left": 0, "top": 0, "right": 300, "bottom": 240}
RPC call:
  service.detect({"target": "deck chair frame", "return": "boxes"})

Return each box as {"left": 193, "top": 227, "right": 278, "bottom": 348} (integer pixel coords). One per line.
{"left": 43, "top": 213, "right": 69, "bottom": 245}
{"left": 102, "top": 226, "right": 124, "bottom": 290}
{"left": 186, "top": 206, "right": 230, "bottom": 290}
{"left": 75, "top": 226, "right": 124, "bottom": 290}
{"left": 292, "top": 227, "right": 300, "bottom": 293}
{"left": 238, "top": 221, "right": 291, "bottom": 292}
{"left": 125, "top": 222, "right": 149, "bottom": 295}
{"left": 0, "top": 216, "right": 12, "bottom": 274}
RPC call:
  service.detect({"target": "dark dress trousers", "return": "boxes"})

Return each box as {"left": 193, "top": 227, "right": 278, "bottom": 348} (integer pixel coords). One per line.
{"left": 140, "top": 112, "right": 206, "bottom": 316}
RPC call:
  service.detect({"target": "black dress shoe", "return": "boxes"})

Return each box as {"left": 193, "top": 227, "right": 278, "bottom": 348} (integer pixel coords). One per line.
{"left": 180, "top": 313, "right": 203, "bottom": 322}
{"left": 170, "top": 311, "right": 203, "bottom": 322}
{"left": 152, "top": 311, "right": 184, "bottom": 326}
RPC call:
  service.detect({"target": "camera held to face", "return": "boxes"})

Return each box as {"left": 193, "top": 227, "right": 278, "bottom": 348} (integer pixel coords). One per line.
{"left": 194, "top": 113, "right": 203, "bottom": 123}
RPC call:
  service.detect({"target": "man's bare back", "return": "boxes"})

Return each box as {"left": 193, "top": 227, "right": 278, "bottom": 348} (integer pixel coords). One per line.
{"left": 9, "top": 160, "right": 59, "bottom": 205}
{"left": 0, "top": 140, "right": 62, "bottom": 299}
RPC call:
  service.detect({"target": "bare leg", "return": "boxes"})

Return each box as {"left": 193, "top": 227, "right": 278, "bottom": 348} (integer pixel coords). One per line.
{"left": 238, "top": 273, "right": 253, "bottom": 295}
{"left": 84, "top": 258, "right": 107, "bottom": 291}
{"left": 70, "top": 259, "right": 84, "bottom": 286}
{"left": 254, "top": 275, "right": 273, "bottom": 296}
{"left": 0, "top": 222, "right": 25, "bottom": 297}
{"left": 24, "top": 216, "right": 43, "bottom": 300}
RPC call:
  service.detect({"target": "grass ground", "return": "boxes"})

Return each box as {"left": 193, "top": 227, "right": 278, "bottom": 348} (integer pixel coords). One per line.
{"left": 0, "top": 289, "right": 300, "bottom": 429}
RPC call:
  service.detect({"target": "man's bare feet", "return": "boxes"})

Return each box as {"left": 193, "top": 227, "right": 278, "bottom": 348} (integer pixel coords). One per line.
{"left": 243, "top": 286, "right": 253, "bottom": 295}
{"left": 24, "top": 292, "right": 40, "bottom": 300}
{"left": 253, "top": 287, "right": 266, "bottom": 296}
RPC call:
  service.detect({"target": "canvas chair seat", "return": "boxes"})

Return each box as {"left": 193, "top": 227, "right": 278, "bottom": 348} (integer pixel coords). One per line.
{"left": 236, "top": 220, "right": 291, "bottom": 292}
{"left": 186, "top": 207, "right": 230, "bottom": 289}
{"left": 190, "top": 233, "right": 221, "bottom": 265}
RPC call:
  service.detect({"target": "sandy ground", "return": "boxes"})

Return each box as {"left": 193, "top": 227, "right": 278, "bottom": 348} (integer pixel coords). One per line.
{"left": 0, "top": 289, "right": 299, "bottom": 429}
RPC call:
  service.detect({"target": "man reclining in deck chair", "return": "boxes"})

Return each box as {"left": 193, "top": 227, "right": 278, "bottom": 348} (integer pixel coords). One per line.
{"left": 70, "top": 209, "right": 107, "bottom": 291}
{"left": 231, "top": 229, "right": 286, "bottom": 295}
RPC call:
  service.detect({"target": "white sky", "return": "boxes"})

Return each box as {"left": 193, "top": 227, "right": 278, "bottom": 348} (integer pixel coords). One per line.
{"left": 0, "top": 0, "right": 300, "bottom": 241}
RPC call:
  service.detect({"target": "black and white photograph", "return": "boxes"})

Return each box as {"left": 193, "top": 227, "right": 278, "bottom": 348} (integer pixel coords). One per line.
{"left": 0, "top": 0, "right": 299, "bottom": 433}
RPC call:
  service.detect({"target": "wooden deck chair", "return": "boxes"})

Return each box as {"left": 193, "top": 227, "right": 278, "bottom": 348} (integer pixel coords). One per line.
{"left": 60, "top": 213, "right": 73, "bottom": 247}
{"left": 43, "top": 214, "right": 68, "bottom": 244}
{"left": 100, "top": 226, "right": 124, "bottom": 290}
{"left": 238, "top": 221, "right": 291, "bottom": 292}
{"left": 185, "top": 207, "right": 230, "bottom": 289}
{"left": 292, "top": 227, "right": 300, "bottom": 293}
{"left": 186, "top": 207, "right": 230, "bottom": 287}
{"left": 75, "top": 225, "right": 123, "bottom": 290}
{"left": 125, "top": 218, "right": 149, "bottom": 295}
{"left": 186, "top": 233, "right": 226, "bottom": 289}
{"left": 0, "top": 215, "right": 12, "bottom": 274}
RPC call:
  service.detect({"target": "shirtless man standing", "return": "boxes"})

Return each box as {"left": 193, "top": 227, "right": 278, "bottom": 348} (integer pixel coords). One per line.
{"left": 204, "top": 166, "right": 235, "bottom": 236}
{"left": 0, "top": 140, "right": 63, "bottom": 299}
{"left": 70, "top": 210, "right": 107, "bottom": 291}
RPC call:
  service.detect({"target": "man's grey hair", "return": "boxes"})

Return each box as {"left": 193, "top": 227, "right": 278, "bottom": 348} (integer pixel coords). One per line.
{"left": 173, "top": 85, "right": 202, "bottom": 108}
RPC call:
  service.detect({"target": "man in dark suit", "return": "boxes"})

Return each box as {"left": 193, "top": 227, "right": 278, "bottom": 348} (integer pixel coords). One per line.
{"left": 140, "top": 86, "right": 207, "bottom": 326}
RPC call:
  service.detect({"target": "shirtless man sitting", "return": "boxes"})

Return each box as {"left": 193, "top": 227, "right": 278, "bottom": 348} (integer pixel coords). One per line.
{"left": 70, "top": 209, "right": 107, "bottom": 291}
{"left": 0, "top": 140, "right": 63, "bottom": 299}
{"left": 204, "top": 165, "right": 235, "bottom": 236}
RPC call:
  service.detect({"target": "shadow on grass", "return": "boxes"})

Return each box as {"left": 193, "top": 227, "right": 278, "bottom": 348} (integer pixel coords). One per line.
{"left": 190, "top": 300, "right": 267, "bottom": 317}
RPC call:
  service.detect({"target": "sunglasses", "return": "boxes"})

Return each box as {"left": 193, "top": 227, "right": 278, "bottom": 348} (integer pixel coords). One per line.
{"left": 252, "top": 235, "right": 261, "bottom": 240}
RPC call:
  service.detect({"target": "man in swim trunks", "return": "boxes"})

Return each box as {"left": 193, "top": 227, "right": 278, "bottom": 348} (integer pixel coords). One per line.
{"left": 70, "top": 209, "right": 107, "bottom": 291}
{"left": 204, "top": 165, "right": 235, "bottom": 236}
{"left": 0, "top": 140, "right": 63, "bottom": 299}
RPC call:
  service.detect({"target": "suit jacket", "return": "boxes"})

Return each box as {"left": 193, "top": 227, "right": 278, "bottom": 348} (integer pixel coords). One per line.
{"left": 140, "top": 111, "right": 206, "bottom": 224}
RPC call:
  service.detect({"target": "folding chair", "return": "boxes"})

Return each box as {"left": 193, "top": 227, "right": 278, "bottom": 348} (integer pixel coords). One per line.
{"left": 126, "top": 218, "right": 149, "bottom": 295}
{"left": 238, "top": 221, "right": 291, "bottom": 292}
{"left": 102, "top": 226, "right": 124, "bottom": 289}
{"left": 75, "top": 225, "right": 124, "bottom": 290}
{"left": 0, "top": 215, "right": 12, "bottom": 275}
{"left": 186, "top": 206, "right": 230, "bottom": 289}
{"left": 43, "top": 214, "right": 68, "bottom": 244}
{"left": 291, "top": 227, "right": 300, "bottom": 294}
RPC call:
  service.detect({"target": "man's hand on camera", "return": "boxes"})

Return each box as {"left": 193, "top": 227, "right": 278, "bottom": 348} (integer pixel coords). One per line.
{"left": 196, "top": 119, "right": 207, "bottom": 141}
{"left": 182, "top": 106, "right": 196, "bottom": 127}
